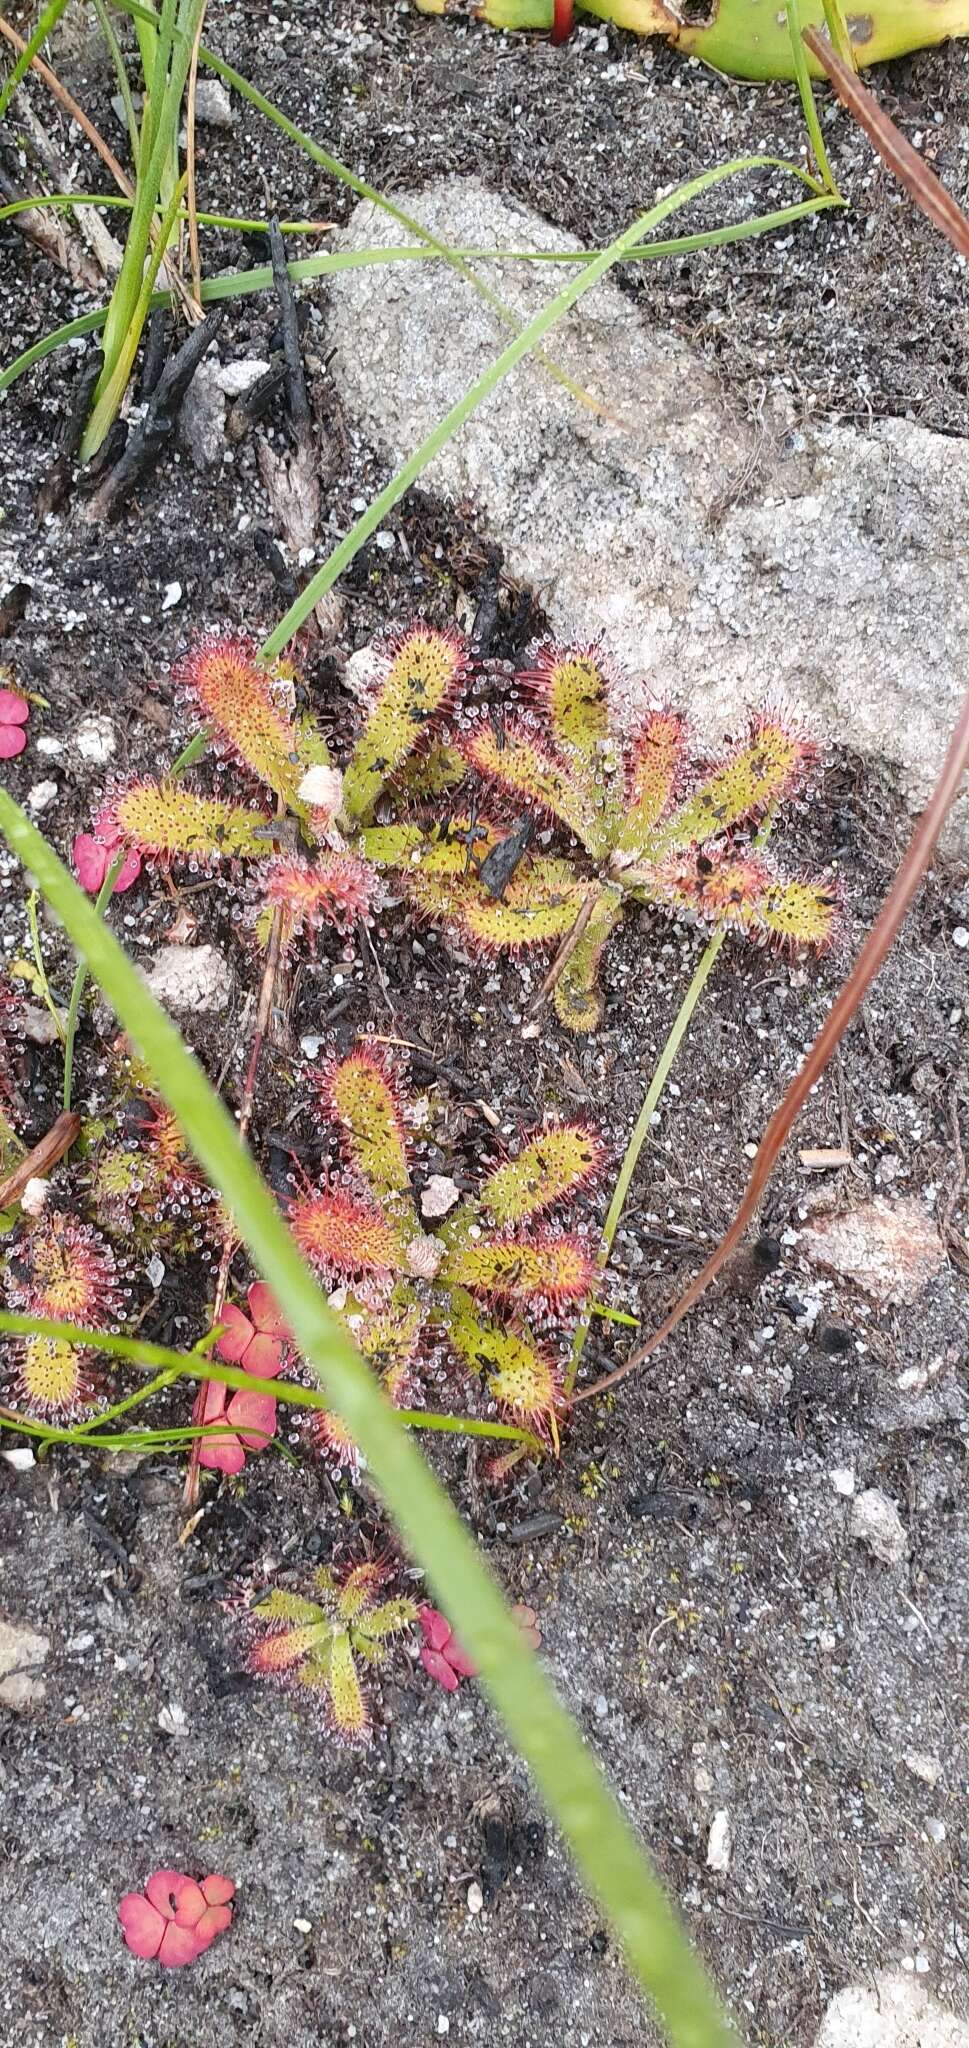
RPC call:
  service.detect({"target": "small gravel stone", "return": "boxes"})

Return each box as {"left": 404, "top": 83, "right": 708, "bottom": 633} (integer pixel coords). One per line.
{"left": 829, "top": 1467, "right": 856, "bottom": 1497}
{"left": 467, "top": 1882, "right": 483, "bottom": 1915}
{"left": 706, "top": 1810, "right": 732, "bottom": 1872}
{"left": 26, "top": 779, "right": 58, "bottom": 813}
{"left": 952, "top": 926, "right": 969, "bottom": 949}
{"left": 178, "top": 362, "right": 227, "bottom": 469}
{"left": 800, "top": 1196, "right": 944, "bottom": 1307}
{"left": 904, "top": 1751, "right": 942, "bottom": 1787}
{"left": 420, "top": 1174, "right": 461, "bottom": 1220}
{"left": 816, "top": 1971, "right": 969, "bottom": 2048}
{"left": 145, "top": 944, "right": 232, "bottom": 1014}
{"left": 924, "top": 1817, "right": 946, "bottom": 1844}
{"left": 21, "top": 1001, "right": 66, "bottom": 1045}
{"left": 193, "top": 78, "right": 234, "bottom": 127}
{"left": 74, "top": 713, "right": 116, "bottom": 764}
{"left": 0, "top": 1616, "right": 50, "bottom": 1710}
{"left": 216, "top": 357, "right": 271, "bottom": 399}
{"left": 850, "top": 1487, "right": 908, "bottom": 1565}
{"left": 20, "top": 1176, "right": 48, "bottom": 1217}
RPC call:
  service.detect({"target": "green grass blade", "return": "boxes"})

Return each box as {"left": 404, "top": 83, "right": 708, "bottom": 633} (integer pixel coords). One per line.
{"left": 0, "top": 190, "right": 840, "bottom": 397}
{"left": 566, "top": 929, "right": 725, "bottom": 1392}
{"left": 0, "top": 1310, "right": 543, "bottom": 1452}
{"left": 787, "top": 0, "right": 841, "bottom": 196}
{"left": 0, "top": 792, "right": 738, "bottom": 2048}
{"left": 821, "top": 0, "right": 857, "bottom": 67}
{"left": 91, "top": 0, "right": 142, "bottom": 170}
{"left": 82, "top": 170, "right": 187, "bottom": 456}
{"left": 0, "top": 0, "right": 72, "bottom": 123}
{"left": 259, "top": 156, "right": 806, "bottom": 659}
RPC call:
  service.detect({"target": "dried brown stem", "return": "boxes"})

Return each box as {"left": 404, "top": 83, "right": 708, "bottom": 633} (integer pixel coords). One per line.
{"left": 802, "top": 27, "right": 969, "bottom": 259}
{"left": 0, "top": 1112, "right": 81, "bottom": 1209}
{"left": 572, "top": 683, "right": 969, "bottom": 1404}
{"left": 527, "top": 890, "right": 596, "bottom": 1018}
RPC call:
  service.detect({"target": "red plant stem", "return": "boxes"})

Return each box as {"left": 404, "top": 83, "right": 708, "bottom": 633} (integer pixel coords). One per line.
{"left": 551, "top": 0, "right": 575, "bottom": 44}
{"left": 572, "top": 56, "right": 969, "bottom": 1410}
{"left": 572, "top": 681, "right": 969, "bottom": 1405}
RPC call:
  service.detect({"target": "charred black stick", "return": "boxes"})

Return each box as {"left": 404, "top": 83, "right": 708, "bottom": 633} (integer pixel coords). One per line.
{"left": 85, "top": 305, "right": 225, "bottom": 521}
{"left": 269, "top": 215, "right": 311, "bottom": 437}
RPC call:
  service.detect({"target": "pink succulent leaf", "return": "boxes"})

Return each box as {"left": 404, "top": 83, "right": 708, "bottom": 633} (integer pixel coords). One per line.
{"left": 0, "top": 722, "right": 27, "bottom": 760}
{"left": 418, "top": 1604, "right": 452, "bottom": 1654}
{"left": 198, "top": 1433, "right": 245, "bottom": 1474}
{"left": 73, "top": 833, "right": 110, "bottom": 893}
{"left": 72, "top": 831, "right": 141, "bottom": 894}
{"left": 226, "top": 1386, "right": 277, "bottom": 1450}
{"left": 215, "top": 1303, "right": 255, "bottom": 1363}
{"left": 157, "top": 1921, "right": 204, "bottom": 1968}
{"left": 118, "top": 1893, "right": 165, "bottom": 1959}
{"left": 444, "top": 1639, "right": 477, "bottom": 1679}
{"left": 200, "top": 1875, "right": 236, "bottom": 1908}
{"left": 241, "top": 1332, "right": 283, "bottom": 1379}
{"left": 198, "top": 1385, "right": 246, "bottom": 1472}
{"left": 145, "top": 1869, "right": 191, "bottom": 1918}
{"left": 247, "top": 1282, "right": 290, "bottom": 1339}
{"left": 194, "top": 1902, "right": 233, "bottom": 1949}
{"left": 172, "top": 1880, "right": 208, "bottom": 1929}
{"left": 0, "top": 688, "right": 29, "bottom": 724}
{"left": 201, "top": 1381, "right": 228, "bottom": 1424}
{"left": 120, "top": 1872, "right": 234, "bottom": 1967}
{"left": 420, "top": 1644, "right": 461, "bottom": 1692}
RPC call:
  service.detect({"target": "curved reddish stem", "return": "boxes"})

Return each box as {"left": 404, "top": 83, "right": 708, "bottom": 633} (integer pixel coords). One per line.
{"left": 551, "top": 0, "right": 575, "bottom": 44}
{"left": 571, "top": 680, "right": 969, "bottom": 1405}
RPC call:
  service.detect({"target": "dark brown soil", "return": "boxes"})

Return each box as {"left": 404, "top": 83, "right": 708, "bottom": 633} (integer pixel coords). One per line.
{"left": 1, "top": 6, "right": 968, "bottom": 2047}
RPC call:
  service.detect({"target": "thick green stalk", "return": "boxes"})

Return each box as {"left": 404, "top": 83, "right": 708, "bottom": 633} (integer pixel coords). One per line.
{"left": 0, "top": 794, "right": 737, "bottom": 2048}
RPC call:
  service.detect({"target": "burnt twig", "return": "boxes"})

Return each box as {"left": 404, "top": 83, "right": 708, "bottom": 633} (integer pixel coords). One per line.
{"left": 84, "top": 306, "right": 226, "bottom": 522}
{"left": 269, "top": 215, "right": 311, "bottom": 436}
{"left": 477, "top": 817, "right": 534, "bottom": 900}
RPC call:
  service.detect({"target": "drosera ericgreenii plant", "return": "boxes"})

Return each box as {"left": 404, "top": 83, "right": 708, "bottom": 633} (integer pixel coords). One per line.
{"left": 288, "top": 1043, "right": 603, "bottom": 1456}
{"left": 364, "top": 641, "right": 840, "bottom": 1032}
{"left": 244, "top": 1558, "right": 419, "bottom": 1745}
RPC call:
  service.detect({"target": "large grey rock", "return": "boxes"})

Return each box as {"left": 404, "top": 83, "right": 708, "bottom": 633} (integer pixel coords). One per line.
{"left": 326, "top": 179, "right": 969, "bottom": 850}
{"left": 816, "top": 1974, "right": 969, "bottom": 2048}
